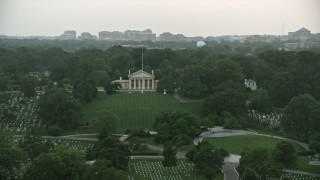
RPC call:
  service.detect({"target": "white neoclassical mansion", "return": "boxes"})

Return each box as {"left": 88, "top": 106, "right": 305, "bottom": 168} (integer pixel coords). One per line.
{"left": 112, "top": 70, "right": 158, "bottom": 91}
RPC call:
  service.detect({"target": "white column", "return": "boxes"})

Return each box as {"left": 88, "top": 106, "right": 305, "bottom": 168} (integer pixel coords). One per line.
{"left": 152, "top": 79, "right": 154, "bottom": 90}
{"left": 142, "top": 79, "right": 145, "bottom": 90}
{"left": 129, "top": 78, "right": 131, "bottom": 90}
{"left": 147, "top": 79, "right": 149, "bottom": 90}
{"left": 137, "top": 79, "right": 140, "bottom": 89}
{"left": 134, "top": 79, "right": 136, "bottom": 89}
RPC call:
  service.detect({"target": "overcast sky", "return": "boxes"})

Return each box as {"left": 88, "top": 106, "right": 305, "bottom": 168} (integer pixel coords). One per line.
{"left": 0, "top": 0, "right": 319, "bottom": 37}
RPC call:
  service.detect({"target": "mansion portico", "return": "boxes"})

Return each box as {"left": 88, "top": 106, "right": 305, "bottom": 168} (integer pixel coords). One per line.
{"left": 112, "top": 70, "right": 158, "bottom": 91}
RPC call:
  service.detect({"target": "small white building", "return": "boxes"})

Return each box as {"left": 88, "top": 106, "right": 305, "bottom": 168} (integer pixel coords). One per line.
{"left": 112, "top": 70, "right": 158, "bottom": 91}
{"left": 244, "top": 79, "right": 257, "bottom": 91}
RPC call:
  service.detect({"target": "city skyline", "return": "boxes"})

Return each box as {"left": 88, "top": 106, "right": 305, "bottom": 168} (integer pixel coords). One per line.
{"left": 0, "top": 0, "right": 319, "bottom": 37}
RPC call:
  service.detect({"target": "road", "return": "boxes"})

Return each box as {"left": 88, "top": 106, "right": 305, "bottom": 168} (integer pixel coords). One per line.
{"left": 223, "top": 162, "right": 239, "bottom": 180}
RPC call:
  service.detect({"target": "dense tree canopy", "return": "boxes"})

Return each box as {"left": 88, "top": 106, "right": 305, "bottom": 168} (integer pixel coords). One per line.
{"left": 23, "top": 146, "right": 86, "bottom": 180}
{"left": 0, "top": 130, "right": 25, "bottom": 179}
{"left": 203, "top": 89, "right": 246, "bottom": 116}
{"left": 186, "top": 141, "right": 226, "bottom": 179}
{"left": 39, "top": 89, "right": 83, "bottom": 130}
{"left": 162, "top": 144, "right": 177, "bottom": 167}
{"left": 153, "top": 111, "right": 200, "bottom": 145}
{"left": 238, "top": 147, "right": 281, "bottom": 179}
{"left": 281, "top": 94, "right": 320, "bottom": 141}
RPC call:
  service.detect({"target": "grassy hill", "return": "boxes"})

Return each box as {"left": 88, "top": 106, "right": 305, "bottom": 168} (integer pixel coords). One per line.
{"left": 84, "top": 92, "right": 203, "bottom": 133}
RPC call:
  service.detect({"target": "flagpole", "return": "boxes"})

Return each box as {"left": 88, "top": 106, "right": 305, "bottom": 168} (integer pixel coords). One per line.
{"left": 141, "top": 46, "right": 144, "bottom": 94}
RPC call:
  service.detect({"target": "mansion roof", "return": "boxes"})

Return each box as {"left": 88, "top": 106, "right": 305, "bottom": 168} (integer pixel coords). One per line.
{"left": 128, "top": 70, "right": 154, "bottom": 78}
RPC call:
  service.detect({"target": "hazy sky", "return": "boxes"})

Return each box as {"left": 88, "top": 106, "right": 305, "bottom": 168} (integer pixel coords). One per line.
{"left": 0, "top": 0, "right": 319, "bottom": 37}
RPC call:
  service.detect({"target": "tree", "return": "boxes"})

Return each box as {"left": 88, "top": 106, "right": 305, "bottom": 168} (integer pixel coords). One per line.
{"left": 23, "top": 153, "right": 66, "bottom": 180}
{"left": 19, "top": 129, "right": 54, "bottom": 160}
{"left": 249, "top": 90, "right": 273, "bottom": 113}
{"left": 82, "top": 159, "right": 126, "bottom": 180}
{"left": 221, "top": 111, "right": 239, "bottom": 129}
{"left": 162, "top": 144, "right": 177, "bottom": 167}
{"left": 178, "top": 66, "right": 210, "bottom": 97}
{"left": 269, "top": 71, "right": 297, "bottom": 107}
{"left": 281, "top": 94, "right": 320, "bottom": 141}
{"left": 153, "top": 111, "right": 200, "bottom": 145}
{"left": 238, "top": 147, "right": 281, "bottom": 179}
{"left": 39, "top": 89, "right": 83, "bottom": 130}
{"left": 92, "top": 136, "right": 130, "bottom": 170}
{"left": 21, "top": 76, "right": 36, "bottom": 97}
{"left": 73, "top": 76, "right": 98, "bottom": 105}
{"left": 23, "top": 146, "right": 87, "bottom": 180}
{"left": 240, "top": 168, "right": 259, "bottom": 180}
{"left": 0, "top": 75, "right": 9, "bottom": 94}
{"left": 204, "top": 89, "right": 246, "bottom": 116}
{"left": 212, "top": 58, "right": 244, "bottom": 91}
{"left": 157, "top": 74, "right": 175, "bottom": 94}
{"left": 274, "top": 141, "right": 296, "bottom": 166}
{"left": 0, "top": 130, "right": 25, "bottom": 179}
{"left": 187, "top": 141, "right": 224, "bottom": 179}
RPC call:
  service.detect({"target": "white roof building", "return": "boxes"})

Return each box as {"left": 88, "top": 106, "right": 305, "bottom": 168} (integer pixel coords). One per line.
{"left": 112, "top": 70, "right": 158, "bottom": 91}
{"left": 244, "top": 79, "right": 257, "bottom": 91}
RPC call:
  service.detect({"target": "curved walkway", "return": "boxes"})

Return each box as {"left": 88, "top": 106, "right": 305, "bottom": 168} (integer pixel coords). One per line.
{"left": 193, "top": 128, "right": 319, "bottom": 180}
{"left": 173, "top": 93, "right": 204, "bottom": 103}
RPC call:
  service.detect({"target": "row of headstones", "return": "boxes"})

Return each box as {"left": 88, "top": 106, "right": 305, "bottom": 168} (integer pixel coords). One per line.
{"left": 48, "top": 139, "right": 95, "bottom": 153}
{"left": 130, "top": 161, "right": 193, "bottom": 179}
{"left": 265, "top": 172, "right": 320, "bottom": 180}
{"left": 248, "top": 109, "right": 283, "bottom": 129}
{"left": 0, "top": 93, "right": 43, "bottom": 132}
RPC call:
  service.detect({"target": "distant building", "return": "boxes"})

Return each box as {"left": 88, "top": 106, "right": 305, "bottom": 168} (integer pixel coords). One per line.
{"left": 112, "top": 70, "right": 158, "bottom": 91}
{"left": 99, "top": 29, "right": 156, "bottom": 41}
{"left": 79, "top": 32, "right": 96, "bottom": 40}
{"left": 284, "top": 42, "right": 306, "bottom": 50}
{"left": 99, "top": 31, "right": 124, "bottom": 40}
{"left": 288, "top": 27, "right": 311, "bottom": 41}
{"left": 124, "top": 29, "right": 156, "bottom": 41}
{"left": 244, "top": 79, "right": 257, "bottom": 91}
{"left": 59, "top": 30, "right": 76, "bottom": 40}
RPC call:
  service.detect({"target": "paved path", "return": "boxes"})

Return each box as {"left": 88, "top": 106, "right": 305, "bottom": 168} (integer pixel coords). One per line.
{"left": 144, "top": 144, "right": 187, "bottom": 159}
{"left": 173, "top": 93, "right": 204, "bottom": 103}
{"left": 223, "top": 162, "right": 239, "bottom": 180}
{"left": 193, "top": 128, "right": 315, "bottom": 180}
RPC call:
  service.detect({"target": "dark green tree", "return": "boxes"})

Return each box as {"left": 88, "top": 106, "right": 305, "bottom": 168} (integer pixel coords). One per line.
{"left": 82, "top": 159, "right": 126, "bottom": 180}
{"left": 281, "top": 94, "right": 320, "bottom": 141}
{"left": 0, "top": 75, "right": 9, "bottom": 94}
{"left": 249, "top": 90, "right": 273, "bottom": 113}
{"left": 21, "top": 76, "right": 36, "bottom": 97}
{"left": 162, "top": 144, "right": 177, "bottom": 167}
{"left": 157, "top": 74, "right": 175, "bottom": 94}
{"left": 204, "top": 89, "right": 246, "bottom": 116}
{"left": 153, "top": 111, "right": 200, "bottom": 145}
{"left": 274, "top": 141, "right": 296, "bottom": 166}
{"left": 0, "top": 130, "right": 26, "bottom": 179}
{"left": 187, "top": 141, "right": 224, "bottom": 179}
{"left": 92, "top": 136, "right": 130, "bottom": 170}
{"left": 39, "top": 89, "right": 83, "bottom": 130}
{"left": 240, "top": 168, "right": 259, "bottom": 180}
{"left": 23, "top": 153, "right": 66, "bottom": 180}
{"left": 238, "top": 147, "right": 281, "bottom": 179}
{"left": 19, "top": 129, "right": 54, "bottom": 160}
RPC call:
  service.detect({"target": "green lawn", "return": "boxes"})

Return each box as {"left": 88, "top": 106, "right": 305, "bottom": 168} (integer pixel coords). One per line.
{"left": 84, "top": 92, "right": 202, "bottom": 133}
{"left": 205, "top": 135, "right": 320, "bottom": 173}
{"left": 205, "top": 135, "right": 305, "bottom": 155}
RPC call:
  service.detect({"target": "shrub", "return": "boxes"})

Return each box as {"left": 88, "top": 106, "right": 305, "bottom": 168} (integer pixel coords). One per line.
{"left": 46, "top": 125, "right": 63, "bottom": 136}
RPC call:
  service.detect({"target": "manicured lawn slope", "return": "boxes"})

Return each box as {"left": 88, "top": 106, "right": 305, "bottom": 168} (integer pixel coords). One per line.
{"left": 205, "top": 135, "right": 305, "bottom": 155}
{"left": 84, "top": 92, "right": 202, "bottom": 133}
{"left": 206, "top": 135, "right": 320, "bottom": 173}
